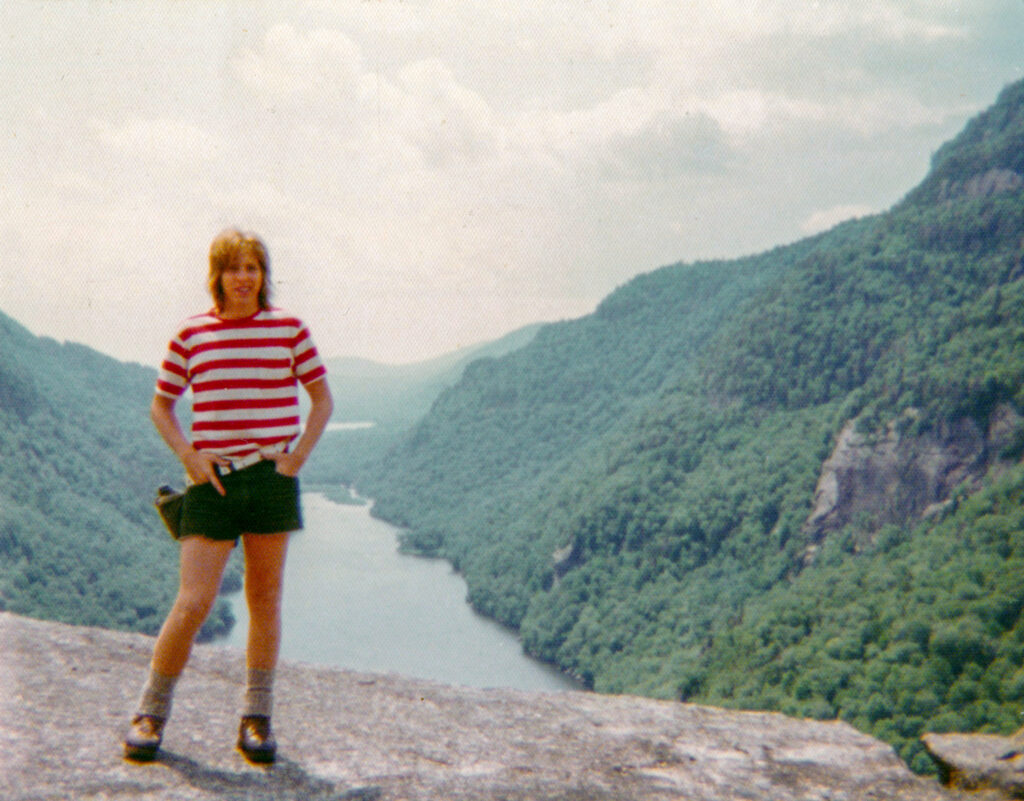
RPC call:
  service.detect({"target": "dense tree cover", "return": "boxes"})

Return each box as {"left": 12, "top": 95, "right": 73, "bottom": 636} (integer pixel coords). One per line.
{"left": 694, "top": 465, "right": 1024, "bottom": 775}
{"left": 701, "top": 189, "right": 1024, "bottom": 422}
{"left": 353, "top": 78, "right": 1024, "bottom": 774}
{"left": 362, "top": 241, "right": 820, "bottom": 528}
{"left": 0, "top": 313, "right": 237, "bottom": 639}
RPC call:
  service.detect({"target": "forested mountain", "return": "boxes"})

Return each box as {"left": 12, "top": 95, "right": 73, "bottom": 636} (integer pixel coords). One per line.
{"left": 304, "top": 324, "right": 542, "bottom": 487}
{"left": 0, "top": 313, "right": 236, "bottom": 639}
{"left": 355, "top": 78, "right": 1024, "bottom": 773}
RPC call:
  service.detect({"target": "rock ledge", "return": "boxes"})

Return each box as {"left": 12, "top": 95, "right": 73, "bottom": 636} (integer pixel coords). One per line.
{"left": 923, "top": 730, "right": 1024, "bottom": 799}
{"left": 1, "top": 612, "right": 964, "bottom": 800}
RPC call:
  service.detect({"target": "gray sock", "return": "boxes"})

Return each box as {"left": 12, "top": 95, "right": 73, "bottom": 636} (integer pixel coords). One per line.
{"left": 243, "top": 667, "right": 275, "bottom": 718}
{"left": 136, "top": 668, "right": 179, "bottom": 720}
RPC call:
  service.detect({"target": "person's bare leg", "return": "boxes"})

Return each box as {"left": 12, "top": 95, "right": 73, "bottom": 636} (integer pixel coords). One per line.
{"left": 236, "top": 531, "right": 289, "bottom": 762}
{"left": 151, "top": 536, "right": 236, "bottom": 676}
{"left": 125, "top": 536, "right": 234, "bottom": 760}
{"left": 242, "top": 531, "right": 290, "bottom": 673}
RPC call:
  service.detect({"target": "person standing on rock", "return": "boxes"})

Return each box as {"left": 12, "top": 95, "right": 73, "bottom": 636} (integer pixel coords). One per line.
{"left": 124, "top": 229, "right": 333, "bottom": 764}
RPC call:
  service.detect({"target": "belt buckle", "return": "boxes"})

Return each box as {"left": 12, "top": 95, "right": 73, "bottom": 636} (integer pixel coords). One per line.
{"left": 218, "top": 443, "right": 285, "bottom": 476}
{"left": 219, "top": 453, "right": 254, "bottom": 476}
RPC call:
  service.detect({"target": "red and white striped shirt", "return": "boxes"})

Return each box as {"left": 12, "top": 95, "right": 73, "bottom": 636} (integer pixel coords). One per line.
{"left": 155, "top": 308, "right": 327, "bottom": 458}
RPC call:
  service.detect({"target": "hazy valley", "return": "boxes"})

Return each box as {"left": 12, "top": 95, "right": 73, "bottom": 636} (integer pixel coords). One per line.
{"left": 2, "top": 78, "right": 1023, "bottom": 777}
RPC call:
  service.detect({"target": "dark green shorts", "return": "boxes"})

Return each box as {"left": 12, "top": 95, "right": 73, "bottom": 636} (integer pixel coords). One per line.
{"left": 180, "top": 460, "right": 302, "bottom": 542}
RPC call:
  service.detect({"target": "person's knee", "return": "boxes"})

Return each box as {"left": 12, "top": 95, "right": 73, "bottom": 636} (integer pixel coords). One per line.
{"left": 172, "top": 589, "right": 217, "bottom": 629}
{"left": 246, "top": 583, "right": 282, "bottom": 621}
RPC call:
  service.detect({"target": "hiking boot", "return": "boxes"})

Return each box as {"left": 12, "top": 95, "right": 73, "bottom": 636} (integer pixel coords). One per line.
{"left": 124, "top": 714, "right": 165, "bottom": 761}
{"left": 237, "top": 715, "right": 277, "bottom": 763}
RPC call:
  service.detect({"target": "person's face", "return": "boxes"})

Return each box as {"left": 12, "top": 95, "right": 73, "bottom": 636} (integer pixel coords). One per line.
{"left": 220, "top": 248, "right": 263, "bottom": 312}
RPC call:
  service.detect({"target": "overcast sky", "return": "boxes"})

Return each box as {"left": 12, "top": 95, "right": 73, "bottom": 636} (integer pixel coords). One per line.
{"left": 2, "top": 1, "right": 1022, "bottom": 366}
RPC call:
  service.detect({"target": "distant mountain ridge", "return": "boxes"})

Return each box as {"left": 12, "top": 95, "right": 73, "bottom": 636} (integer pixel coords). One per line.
{"left": 323, "top": 323, "right": 543, "bottom": 426}
{"left": 354, "top": 78, "right": 1024, "bottom": 775}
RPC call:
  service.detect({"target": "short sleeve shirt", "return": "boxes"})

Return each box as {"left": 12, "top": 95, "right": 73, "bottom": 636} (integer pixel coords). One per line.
{"left": 156, "top": 308, "right": 327, "bottom": 458}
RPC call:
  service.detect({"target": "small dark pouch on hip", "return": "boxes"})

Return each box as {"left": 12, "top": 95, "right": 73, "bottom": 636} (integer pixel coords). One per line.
{"left": 155, "top": 484, "right": 185, "bottom": 540}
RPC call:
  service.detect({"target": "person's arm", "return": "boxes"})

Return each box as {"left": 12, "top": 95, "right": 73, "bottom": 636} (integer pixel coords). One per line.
{"left": 268, "top": 378, "right": 334, "bottom": 477}
{"left": 150, "top": 394, "right": 228, "bottom": 495}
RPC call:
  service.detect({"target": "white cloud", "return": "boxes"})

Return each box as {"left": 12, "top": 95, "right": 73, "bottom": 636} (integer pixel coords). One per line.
{"left": 1, "top": 0, "right": 1022, "bottom": 366}
{"left": 686, "top": 0, "right": 966, "bottom": 42}
{"left": 690, "top": 87, "right": 970, "bottom": 142}
{"left": 849, "top": 3, "right": 966, "bottom": 42}
{"left": 600, "top": 112, "right": 733, "bottom": 181}
{"left": 395, "top": 58, "right": 501, "bottom": 167}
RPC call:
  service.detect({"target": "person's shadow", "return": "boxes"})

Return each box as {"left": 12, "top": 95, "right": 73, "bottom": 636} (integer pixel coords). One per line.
{"left": 155, "top": 750, "right": 382, "bottom": 801}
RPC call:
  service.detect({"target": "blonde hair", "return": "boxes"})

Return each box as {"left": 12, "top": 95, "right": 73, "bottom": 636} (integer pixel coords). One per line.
{"left": 207, "top": 229, "right": 271, "bottom": 312}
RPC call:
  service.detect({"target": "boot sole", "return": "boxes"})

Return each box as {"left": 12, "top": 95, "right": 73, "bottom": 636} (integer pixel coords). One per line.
{"left": 124, "top": 743, "right": 160, "bottom": 762}
{"left": 237, "top": 744, "right": 276, "bottom": 764}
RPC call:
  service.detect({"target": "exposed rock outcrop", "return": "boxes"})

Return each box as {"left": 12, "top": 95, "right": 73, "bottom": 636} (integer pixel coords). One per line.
{"left": 804, "top": 406, "right": 1024, "bottom": 551}
{"left": 923, "top": 729, "right": 1024, "bottom": 799}
{"left": 936, "top": 168, "right": 1024, "bottom": 202}
{"left": 0, "top": 612, "right": 963, "bottom": 801}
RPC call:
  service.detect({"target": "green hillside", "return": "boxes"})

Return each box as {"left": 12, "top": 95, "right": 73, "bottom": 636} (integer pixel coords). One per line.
{"left": 0, "top": 314, "right": 237, "bottom": 639}
{"left": 356, "top": 79, "right": 1024, "bottom": 773}
{"left": 303, "top": 324, "right": 543, "bottom": 490}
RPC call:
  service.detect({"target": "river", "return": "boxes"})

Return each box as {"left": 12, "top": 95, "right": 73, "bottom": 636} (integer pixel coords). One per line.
{"left": 214, "top": 491, "right": 579, "bottom": 692}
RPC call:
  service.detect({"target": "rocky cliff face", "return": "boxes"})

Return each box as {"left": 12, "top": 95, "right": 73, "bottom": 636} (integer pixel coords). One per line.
{"left": 0, "top": 611, "right": 965, "bottom": 801}
{"left": 803, "top": 405, "right": 1024, "bottom": 554}
{"left": 936, "top": 167, "right": 1024, "bottom": 202}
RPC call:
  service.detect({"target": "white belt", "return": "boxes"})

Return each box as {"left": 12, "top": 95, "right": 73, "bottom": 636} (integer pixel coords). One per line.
{"left": 216, "top": 441, "right": 288, "bottom": 475}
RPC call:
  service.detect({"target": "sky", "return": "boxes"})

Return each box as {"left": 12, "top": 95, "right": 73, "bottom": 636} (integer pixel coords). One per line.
{"left": 2, "top": 1, "right": 1022, "bottom": 366}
